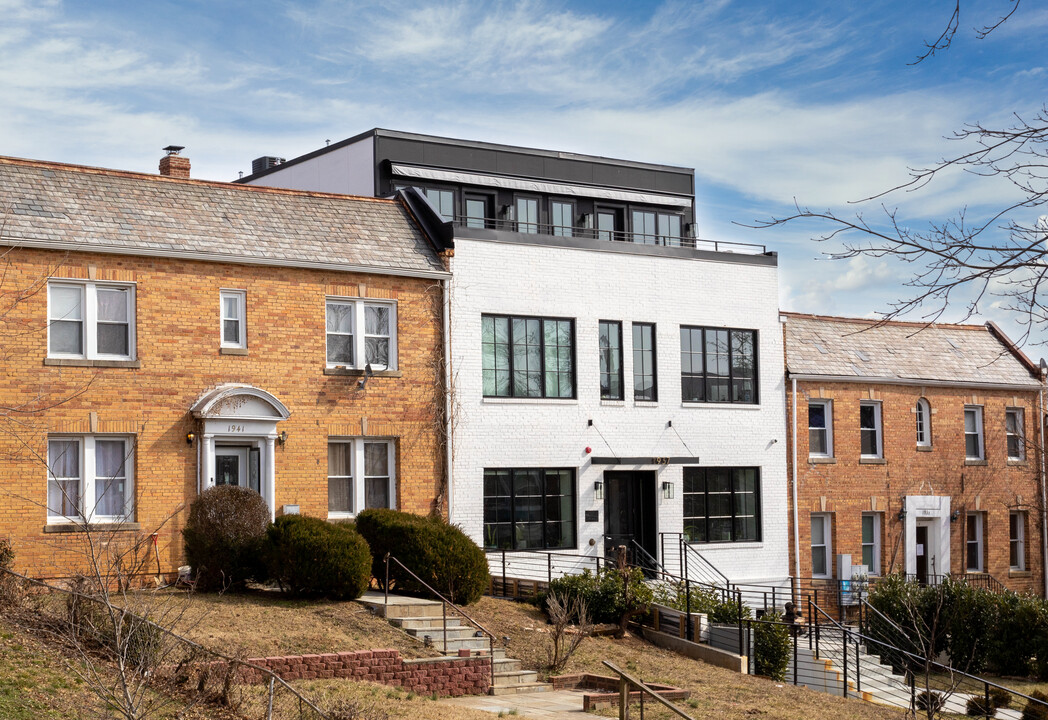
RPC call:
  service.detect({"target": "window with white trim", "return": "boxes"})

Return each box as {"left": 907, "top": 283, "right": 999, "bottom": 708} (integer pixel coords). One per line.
{"left": 964, "top": 406, "right": 984, "bottom": 460}
{"left": 1006, "top": 408, "right": 1024, "bottom": 460}
{"left": 325, "top": 299, "right": 397, "bottom": 370}
{"left": 327, "top": 439, "right": 395, "bottom": 518}
{"left": 48, "top": 281, "right": 135, "bottom": 360}
{"left": 811, "top": 514, "right": 832, "bottom": 578}
{"left": 220, "top": 290, "right": 247, "bottom": 349}
{"left": 859, "top": 401, "right": 882, "bottom": 458}
{"left": 966, "top": 513, "right": 984, "bottom": 572}
{"left": 916, "top": 398, "right": 931, "bottom": 447}
{"left": 808, "top": 399, "right": 832, "bottom": 457}
{"left": 47, "top": 436, "right": 134, "bottom": 523}
{"left": 861, "top": 513, "right": 881, "bottom": 575}
{"left": 1010, "top": 511, "right": 1026, "bottom": 570}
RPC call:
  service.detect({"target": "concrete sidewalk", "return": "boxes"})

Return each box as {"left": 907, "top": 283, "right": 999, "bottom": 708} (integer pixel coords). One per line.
{"left": 439, "top": 689, "right": 589, "bottom": 718}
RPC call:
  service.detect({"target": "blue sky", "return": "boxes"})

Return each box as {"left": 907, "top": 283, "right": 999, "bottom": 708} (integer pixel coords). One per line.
{"left": 3, "top": 0, "right": 1046, "bottom": 350}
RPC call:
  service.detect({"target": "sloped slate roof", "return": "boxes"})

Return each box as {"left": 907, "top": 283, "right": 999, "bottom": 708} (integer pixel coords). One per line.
{"left": 784, "top": 313, "right": 1040, "bottom": 387}
{"left": 0, "top": 156, "right": 445, "bottom": 276}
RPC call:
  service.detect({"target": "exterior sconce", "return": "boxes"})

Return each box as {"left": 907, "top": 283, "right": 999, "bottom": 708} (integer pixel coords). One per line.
{"left": 278, "top": 431, "right": 288, "bottom": 446}
{"left": 897, "top": 508, "right": 907, "bottom": 522}
{"left": 186, "top": 432, "right": 195, "bottom": 445}
{"left": 661, "top": 481, "right": 674, "bottom": 499}
{"left": 950, "top": 510, "right": 960, "bottom": 522}
{"left": 594, "top": 481, "right": 604, "bottom": 500}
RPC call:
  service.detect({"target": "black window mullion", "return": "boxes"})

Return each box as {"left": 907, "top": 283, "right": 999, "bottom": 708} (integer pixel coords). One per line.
{"left": 539, "top": 319, "right": 548, "bottom": 398}
{"left": 509, "top": 470, "right": 518, "bottom": 550}
{"left": 729, "top": 469, "right": 738, "bottom": 542}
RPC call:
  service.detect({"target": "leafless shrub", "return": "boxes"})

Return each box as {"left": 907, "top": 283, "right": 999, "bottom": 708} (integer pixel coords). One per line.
{"left": 325, "top": 697, "right": 391, "bottom": 720}
{"left": 545, "top": 589, "right": 592, "bottom": 673}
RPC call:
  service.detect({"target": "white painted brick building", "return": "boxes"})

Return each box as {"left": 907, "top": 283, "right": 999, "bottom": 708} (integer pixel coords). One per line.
{"left": 240, "top": 129, "right": 790, "bottom": 586}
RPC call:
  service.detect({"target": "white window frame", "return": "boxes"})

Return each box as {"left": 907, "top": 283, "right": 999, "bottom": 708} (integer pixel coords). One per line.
{"left": 966, "top": 512, "right": 984, "bottom": 572}
{"left": 859, "top": 401, "right": 883, "bottom": 459}
{"left": 325, "top": 298, "right": 398, "bottom": 371}
{"left": 48, "top": 281, "right": 136, "bottom": 361}
{"left": 47, "top": 435, "right": 135, "bottom": 524}
{"left": 811, "top": 514, "right": 832, "bottom": 579}
{"left": 220, "top": 289, "right": 247, "bottom": 349}
{"left": 916, "top": 398, "right": 931, "bottom": 447}
{"left": 1006, "top": 408, "right": 1025, "bottom": 461}
{"left": 861, "top": 513, "right": 881, "bottom": 575}
{"left": 808, "top": 399, "right": 833, "bottom": 458}
{"left": 327, "top": 438, "right": 396, "bottom": 519}
{"left": 964, "top": 406, "right": 985, "bottom": 460}
{"left": 1010, "top": 510, "right": 1026, "bottom": 570}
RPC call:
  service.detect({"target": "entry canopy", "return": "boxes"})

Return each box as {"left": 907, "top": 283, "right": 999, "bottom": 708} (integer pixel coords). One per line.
{"left": 190, "top": 384, "right": 290, "bottom": 421}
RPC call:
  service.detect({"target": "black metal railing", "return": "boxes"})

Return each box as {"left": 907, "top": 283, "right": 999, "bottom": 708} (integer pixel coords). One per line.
{"left": 602, "top": 660, "right": 697, "bottom": 720}
{"left": 383, "top": 553, "right": 497, "bottom": 689}
{"left": 450, "top": 215, "right": 768, "bottom": 255}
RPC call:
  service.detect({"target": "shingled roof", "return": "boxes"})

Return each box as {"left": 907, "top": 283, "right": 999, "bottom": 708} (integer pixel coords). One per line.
{"left": 0, "top": 156, "right": 446, "bottom": 277}
{"left": 784, "top": 313, "right": 1042, "bottom": 389}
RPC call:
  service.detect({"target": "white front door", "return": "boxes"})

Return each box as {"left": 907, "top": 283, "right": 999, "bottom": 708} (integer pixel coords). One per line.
{"left": 215, "top": 446, "right": 249, "bottom": 487}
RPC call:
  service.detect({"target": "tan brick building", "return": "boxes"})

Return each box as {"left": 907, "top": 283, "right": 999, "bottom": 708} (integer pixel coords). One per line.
{"left": 0, "top": 153, "right": 451, "bottom": 578}
{"left": 784, "top": 313, "right": 1046, "bottom": 597}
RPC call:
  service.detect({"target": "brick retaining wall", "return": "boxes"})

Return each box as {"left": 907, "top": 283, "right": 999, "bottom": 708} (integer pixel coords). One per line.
{"left": 228, "top": 649, "right": 491, "bottom": 697}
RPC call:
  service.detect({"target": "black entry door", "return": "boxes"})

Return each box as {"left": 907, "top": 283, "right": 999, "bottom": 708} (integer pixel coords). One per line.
{"left": 915, "top": 525, "right": 928, "bottom": 584}
{"left": 603, "top": 471, "right": 657, "bottom": 569}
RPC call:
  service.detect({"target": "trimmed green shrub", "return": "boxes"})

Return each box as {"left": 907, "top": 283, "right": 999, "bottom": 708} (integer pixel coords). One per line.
{"left": 991, "top": 592, "right": 1041, "bottom": 677}
{"left": 355, "top": 509, "right": 488, "bottom": 605}
{"left": 945, "top": 579, "right": 998, "bottom": 674}
{"left": 1021, "top": 690, "right": 1048, "bottom": 720}
{"left": 544, "top": 566, "right": 652, "bottom": 631}
{"left": 753, "top": 612, "right": 792, "bottom": 681}
{"left": 182, "top": 486, "right": 270, "bottom": 591}
{"left": 262, "top": 515, "right": 371, "bottom": 600}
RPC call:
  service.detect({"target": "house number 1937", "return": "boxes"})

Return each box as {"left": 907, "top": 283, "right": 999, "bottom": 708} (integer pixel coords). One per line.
{"left": 227, "top": 424, "right": 245, "bottom": 433}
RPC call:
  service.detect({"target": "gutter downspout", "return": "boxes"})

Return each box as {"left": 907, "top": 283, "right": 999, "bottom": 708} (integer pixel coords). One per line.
{"left": 791, "top": 376, "right": 801, "bottom": 601}
{"left": 1040, "top": 384, "right": 1047, "bottom": 598}
{"left": 443, "top": 276, "right": 454, "bottom": 522}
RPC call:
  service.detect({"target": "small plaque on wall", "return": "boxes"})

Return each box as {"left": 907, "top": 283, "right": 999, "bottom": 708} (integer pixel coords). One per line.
{"left": 585, "top": 510, "right": 599, "bottom": 523}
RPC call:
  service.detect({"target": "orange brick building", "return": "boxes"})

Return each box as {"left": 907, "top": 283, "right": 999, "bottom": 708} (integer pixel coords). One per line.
{"left": 784, "top": 313, "right": 1047, "bottom": 596}
{"left": 0, "top": 153, "right": 451, "bottom": 578}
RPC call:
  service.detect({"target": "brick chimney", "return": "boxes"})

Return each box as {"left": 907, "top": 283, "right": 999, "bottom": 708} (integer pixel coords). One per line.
{"left": 159, "top": 145, "right": 190, "bottom": 179}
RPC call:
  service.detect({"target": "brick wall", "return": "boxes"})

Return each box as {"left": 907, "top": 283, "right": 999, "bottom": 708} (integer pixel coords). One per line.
{"left": 448, "top": 237, "right": 789, "bottom": 583}
{"left": 787, "top": 379, "right": 1045, "bottom": 594}
{"left": 0, "top": 248, "right": 444, "bottom": 578}
{"left": 230, "top": 649, "right": 490, "bottom": 696}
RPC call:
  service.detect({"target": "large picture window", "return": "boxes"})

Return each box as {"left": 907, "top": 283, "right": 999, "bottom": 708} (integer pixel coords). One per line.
{"left": 483, "top": 468, "right": 576, "bottom": 550}
{"left": 680, "top": 327, "right": 758, "bottom": 404}
{"left": 481, "top": 315, "right": 575, "bottom": 398}
{"left": 682, "top": 467, "right": 760, "bottom": 543}
{"left": 47, "top": 435, "right": 134, "bottom": 523}
{"left": 327, "top": 439, "right": 395, "bottom": 518}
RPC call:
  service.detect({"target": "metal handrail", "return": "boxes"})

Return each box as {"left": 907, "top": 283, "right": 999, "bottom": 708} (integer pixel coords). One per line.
{"left": 450, "top": 215, "right": 768, "bottom": 255}
{"left": 858, "top": 598, "right": 919, "bottom": 654}
{"left": 383, "top": 553, "right": 497, "bottom": 689}
{"left": 681, "top": 540, "right": 731, "bottom": 587}
{"left": 602, "top": 660, "right": 696, "bottom": 720}
{"left": 808, "top": 598, "right": 1048, "bottom": 711}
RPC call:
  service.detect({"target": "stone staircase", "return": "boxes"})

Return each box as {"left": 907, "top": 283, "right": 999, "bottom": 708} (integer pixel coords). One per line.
{"left": 806, "top": 625, "right": 910, "bottom": 706}
{"left": 359, "top": 591, "right": 551, "bottom": 695}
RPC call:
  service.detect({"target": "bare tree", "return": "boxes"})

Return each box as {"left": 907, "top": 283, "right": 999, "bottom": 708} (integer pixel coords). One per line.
{"left": 750, "top": 3, "right": 1048, "bottom": 342}
{"left": 544, "top": 589, "right": 592, "bottom": 673}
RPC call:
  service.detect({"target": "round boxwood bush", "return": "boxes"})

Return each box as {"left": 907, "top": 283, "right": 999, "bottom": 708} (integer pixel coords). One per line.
{"left": 355, "top": 509, "right": 488, "bottom": 605}
{"left": 182, "top": 485, "right": 270, "bottom": 591}
{"left": 262, "top": 515, "right": 371, "bottom": 600}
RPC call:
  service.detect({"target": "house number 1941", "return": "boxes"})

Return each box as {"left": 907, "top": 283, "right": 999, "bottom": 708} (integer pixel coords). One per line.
{"left": 227, "top": 424, "right": 245, "bottom": 433}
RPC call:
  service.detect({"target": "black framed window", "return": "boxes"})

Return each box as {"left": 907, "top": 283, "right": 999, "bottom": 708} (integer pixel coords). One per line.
{"left": 680, "top": 326, "right": 758, "bottom": 404}
{"left": 551, "top": 200, "right": 575, "bottom": 237}
{"left": 599, "top": 320, "right": 624, "bottom": 400}
{"left": 482, "top": 315, "right": 575, "bottom": 398}
{"left": 683, "top": 467, "right": 761, "bottom": 543}
{"left": 632, "top": 322, "right": 657, "bottom": 401}
{"left": 464, "top": 193, "right": 493, "bottom": 229}
{"left": 483, "top": 468, "right": 576, "bottom": 550}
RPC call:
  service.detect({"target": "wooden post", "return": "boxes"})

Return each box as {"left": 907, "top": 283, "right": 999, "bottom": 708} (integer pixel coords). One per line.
{"left": 620, "top": 676, "right": 631, "bottom": 720}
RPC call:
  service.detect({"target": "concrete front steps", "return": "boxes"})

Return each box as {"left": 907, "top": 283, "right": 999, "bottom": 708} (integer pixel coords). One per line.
{"left": 358, "top": 591, "right": 551, "bottom": 695}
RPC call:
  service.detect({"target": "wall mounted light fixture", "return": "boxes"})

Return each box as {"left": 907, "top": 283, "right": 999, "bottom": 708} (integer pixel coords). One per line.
{"left": 186, "top": 432, "right": 195, "bottom": 445}
{"left": 897, "top": 508, "right": 907, "bottom": 522}
{"left": 594, "top": 480, "right": 604, "bottom": 500}
{"left": 661, "top": 481, "right": 674, "bottom": 499}
{"left": 278, "top": 431, "right": 288, "bottom": 445}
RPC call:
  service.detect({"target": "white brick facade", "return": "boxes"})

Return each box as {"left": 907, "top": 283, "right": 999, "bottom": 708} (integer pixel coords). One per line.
{"left": 449, "top": 237, "right": 789, "bottom": 584}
